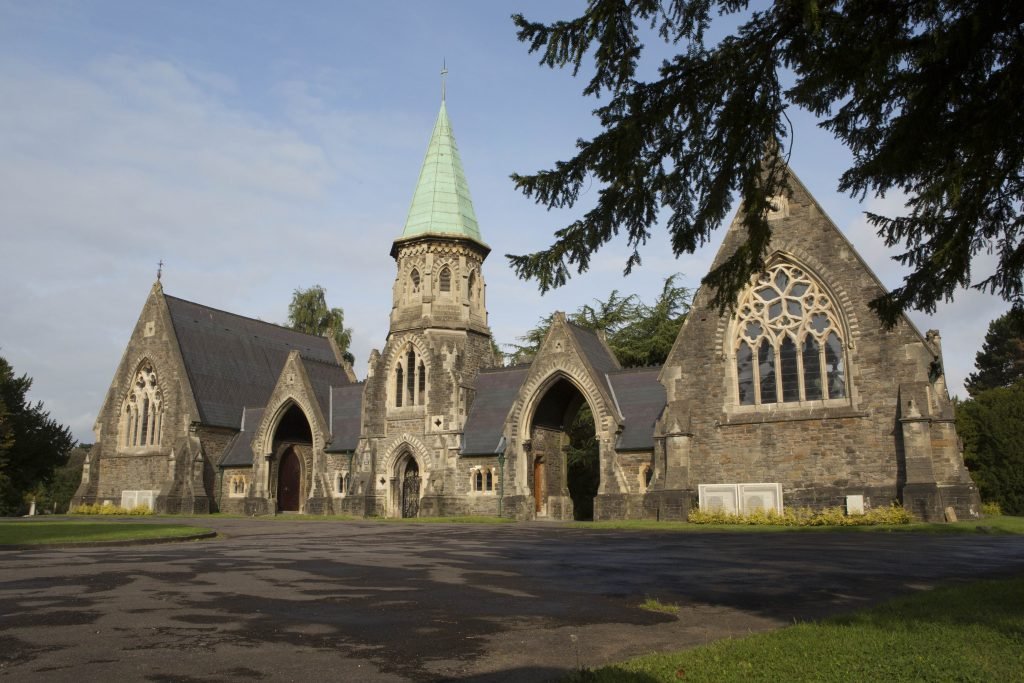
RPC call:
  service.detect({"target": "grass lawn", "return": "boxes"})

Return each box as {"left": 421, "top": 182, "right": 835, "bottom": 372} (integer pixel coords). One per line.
{"left": 570, "top": 515, "right": 1024, "bottom": 535}
{"left": 0, "top": 521, "right": 214, "bottom": 545}
{"left": 569, "top": 575, "right": 1024, "bottom": 682}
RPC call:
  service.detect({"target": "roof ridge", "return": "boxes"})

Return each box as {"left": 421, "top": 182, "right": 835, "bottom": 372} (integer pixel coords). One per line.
{"left": 608, "top": 365, "right": 663, "bottom": 375}
{"left": 299, "top": 354, "right": 346, "bottom": 369}
{"left": 164, "top": 293, "right": 331, "bottom": 343}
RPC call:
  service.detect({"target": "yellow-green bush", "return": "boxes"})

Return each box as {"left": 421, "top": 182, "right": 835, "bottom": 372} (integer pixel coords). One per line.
{"left": 982, "top": 501, "right": 1003, "bottom": 517}
{"left": 72, "top": 503, "right": 153, "bottom": 516}
{"left": 688, "top": 504, "right": 911, "bottom": 526}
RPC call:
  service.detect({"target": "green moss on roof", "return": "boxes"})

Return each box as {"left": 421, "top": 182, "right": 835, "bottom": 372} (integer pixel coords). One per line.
{"left": 399, "top": 102, "right": 485, "bottom": 247}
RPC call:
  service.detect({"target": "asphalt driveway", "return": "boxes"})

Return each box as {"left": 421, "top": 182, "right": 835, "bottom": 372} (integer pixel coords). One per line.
{"left": 2, "top": 518, "right": 1023, "bottom": 682}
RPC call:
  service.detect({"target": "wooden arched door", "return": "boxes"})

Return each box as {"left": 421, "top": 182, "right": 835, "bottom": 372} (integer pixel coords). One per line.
{"left": 277, "top": 447, "right": 301, "bottom": 512}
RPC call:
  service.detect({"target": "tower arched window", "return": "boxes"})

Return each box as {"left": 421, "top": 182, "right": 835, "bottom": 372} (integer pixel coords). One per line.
{"left": 394, "top": 345, "right": 428, "bottom": 408}
{"left": 120, "top": 362, "right": 163, "bottom": 448}
{"left": 733, "top": 262, "right": 848, "bottom": 406}
{"left": 409, "top": 268, "right": 421, "bottom": 295}
{"left": 439, "top": 266, "right": 451, "bottom": 293}
{"left": 395, "top": 365, "right": 404, "bottom": 407}
{"left": 418, "top": 360, "right": 426, "bottom": 404}
{"left": 406, "top": 349, "right": 416, "bottom": 405}
{"left": 467, "top": 270, "right": 477, "bottom": 303}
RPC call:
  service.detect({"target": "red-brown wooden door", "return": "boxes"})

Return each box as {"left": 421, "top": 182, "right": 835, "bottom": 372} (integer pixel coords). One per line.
{"left": 277, "top": 447, "right": 301, "bottom": 512}
{"left": 533, "top": 457, "right": 544, "bottom": 513}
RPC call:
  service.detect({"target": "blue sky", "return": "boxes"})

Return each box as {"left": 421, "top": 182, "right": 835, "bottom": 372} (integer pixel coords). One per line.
{"left": 0, "top": 1, "right": 1008, "bottom": 442}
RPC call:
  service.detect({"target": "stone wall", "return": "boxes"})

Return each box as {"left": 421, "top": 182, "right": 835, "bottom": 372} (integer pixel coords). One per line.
{"left": 655, "top": 171, "right": 979, "bottom": 520}
{"left": 73, "top": 284, "right": 200, "bottom": 509}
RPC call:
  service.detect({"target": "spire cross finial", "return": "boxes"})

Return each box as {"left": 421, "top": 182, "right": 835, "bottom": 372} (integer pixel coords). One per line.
{"left": 441, "top": 60, "right": 448, "bottom": 102}
{"left": 157, "top": 259, "right": 164, "bottom": 282}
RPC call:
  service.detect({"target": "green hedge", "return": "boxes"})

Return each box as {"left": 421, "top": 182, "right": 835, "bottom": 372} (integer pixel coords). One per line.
{"left": 689, "top": 504, "right": 911, "bottom": 526}
{"left": 71, "top": 503, "right": 153, "bottom": 516}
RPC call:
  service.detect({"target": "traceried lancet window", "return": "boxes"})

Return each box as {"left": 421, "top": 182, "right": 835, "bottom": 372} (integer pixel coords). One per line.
{"left": 120, "top": 362, "right": 163, "bottom": 447}
{"left": 394, "top": 345, "right": 427, "bottom": 408}
{"left": 734, "top": 263, "right": 847, "bottom": 406}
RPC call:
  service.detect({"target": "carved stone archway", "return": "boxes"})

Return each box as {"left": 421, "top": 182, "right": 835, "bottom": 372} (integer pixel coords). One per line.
{"left": 509, "top": 366, "right": 620, "bottom": 519}
{"left": 380, "top": 434, "right": 432, "bottom": 518}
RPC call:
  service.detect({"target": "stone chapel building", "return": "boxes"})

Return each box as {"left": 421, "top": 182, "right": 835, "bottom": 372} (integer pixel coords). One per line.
{"left": 73, "top": 98, "right": 980, "bottom": 522}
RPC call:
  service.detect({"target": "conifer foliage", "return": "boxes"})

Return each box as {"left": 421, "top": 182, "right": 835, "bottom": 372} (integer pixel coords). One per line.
{"left": 506, "top": 274, "right": 690, "bottom": 367}
{"left": 957, "top": 309, "right": 1024, "bottom": 515}
{"left": 508, "top": 1, "right": 1024, "bottom": 326}
{"left": 965, "top": 308, "right": 1024, "bottom": 397}
{"left": 0, "top": 356, "right": 75, "bottom": 515}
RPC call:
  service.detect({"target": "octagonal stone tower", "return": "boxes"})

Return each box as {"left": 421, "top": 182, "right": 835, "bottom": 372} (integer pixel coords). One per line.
{"left": 358, "top": 99, "right": 497, "bottom": 517}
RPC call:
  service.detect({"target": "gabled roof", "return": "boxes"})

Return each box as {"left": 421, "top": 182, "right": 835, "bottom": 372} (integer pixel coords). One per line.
{"left": 396, "top": 101, "right": 486, "bottom": 249}
{"left": 165, "top": 295, "right": 349, "bottom": 429}
{"left": 461, "top": 365, "right": 531, "bottom": 456}
{"left": 607, "top": 367, "right": 665, "bottom": 451}
{"left": 567, "top": 323, "right": 620, "bottom": 377}
{"left": 302, "top": 356, "right": 354, "bottom": 424}
{"left": 326, "top": 383, "right": 365, "bottom": 453}
{"left": 220, "top": 407, "right": 264, "bottom": 467}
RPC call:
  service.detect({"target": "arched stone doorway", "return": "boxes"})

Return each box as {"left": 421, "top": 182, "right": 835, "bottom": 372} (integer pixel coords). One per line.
{"left": 395, "top": 452, "right": 421, "bottom": 518}
{"left": 272, "top": 403, "right": 312, "bottom": 513}
{"left": 527, "top": 376, "right": 600, "bottom": 520}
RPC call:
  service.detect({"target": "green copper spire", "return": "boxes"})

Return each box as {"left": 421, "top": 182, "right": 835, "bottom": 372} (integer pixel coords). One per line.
{"left": 398, "top": 101, "right": 485, "bottom": 247}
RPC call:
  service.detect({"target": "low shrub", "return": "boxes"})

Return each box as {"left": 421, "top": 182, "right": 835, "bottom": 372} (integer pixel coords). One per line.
{"left": 982, "top": 501, "right": 1003, "bottom": 517}
{"left": 688, "top": 504, "right": 911, "bottom": 527}
{"left": 72, "top": 503, "right": 153, "bottom": 516}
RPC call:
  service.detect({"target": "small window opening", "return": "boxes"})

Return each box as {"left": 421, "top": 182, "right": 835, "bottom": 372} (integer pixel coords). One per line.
{"left": 439, "top": 267, "right": 451, "bottom": 293}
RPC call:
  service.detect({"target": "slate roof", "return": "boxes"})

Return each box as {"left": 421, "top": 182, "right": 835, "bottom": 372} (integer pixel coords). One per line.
{"left": 607, "top": 367, "right": 665, "bottom": 451}
{"left": 567, "top": 323, "right": 620, "bottom": 408}
{"left": 220, "top": 407, "right": 264, "bottom": 467}
{"left": 303, "top": 357, "right": 355, "bottom": 422}
{"left": 165, "top": 295, "right": 349, "bottom": 429}
{"left": 326, "top": 383, "right": 365, "bottom": 452}
{"left": 567, "top": 323, "right": 620, "bottom": 375}
{"left": 461, "top": 365, "right": 530, "bottom": 456}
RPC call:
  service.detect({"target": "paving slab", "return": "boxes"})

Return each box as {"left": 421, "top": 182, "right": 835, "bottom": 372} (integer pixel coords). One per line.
{"left": 2, "top": 518, "right": 1023, "bottom": 681}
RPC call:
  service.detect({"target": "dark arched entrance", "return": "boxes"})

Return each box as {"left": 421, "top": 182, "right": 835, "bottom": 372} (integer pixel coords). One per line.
{"left": 529, "top": 376, "right": 599, "bottom": 520}
{"left": 399, "top": 455, "right": 420, "bottom": 518}
{"left": 273, "top": 403, "right": 312, "bottom": 513}
{"left": 277, "top": 447, "right": 301, "bottom": 512}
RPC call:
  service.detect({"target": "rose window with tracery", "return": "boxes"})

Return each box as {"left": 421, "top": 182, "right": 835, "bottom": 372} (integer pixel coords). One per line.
{"left": 733, "top": 263, "right": 847, "bottom": 406}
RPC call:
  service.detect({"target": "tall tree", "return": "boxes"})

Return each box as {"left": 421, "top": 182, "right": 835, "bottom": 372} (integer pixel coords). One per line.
{"left": 956, "top": 385, "right": 1024, "bottom": 515}
{"left": 506, "top": 274, "right": 690, "bottom": 367}
{"left": 0, "top": 356, "right": 76, "bottom": 515}
{"left": 965, "top": 308, "right": 1024, "bottom": 397}
{"left": 508, "top": 1, "right": 1024, "bottom": 326}
{"left": 287, "top": 285, "right": 355, "bottom": 365}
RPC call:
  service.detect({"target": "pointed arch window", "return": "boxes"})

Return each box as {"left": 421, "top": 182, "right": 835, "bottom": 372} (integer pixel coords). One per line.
{"left": 439, "top": 266, "right": 451, "bottom": 293}
{"left": 120, "top": 362, "right": 164, "bottom": 448}
{"left": 733, "top": 263, "right": 848, "bottom": 406}
{"left": 409, "top": 268, "right": 421, "bottom": 295}
{"left": 395, "top": 365, "right": 404, "bottom": 407}
{"left": 393, "top": 345, "right": 429, "bottom": 408}
{"left": 467, "top": 270, "right": 477, "bottom": 303}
